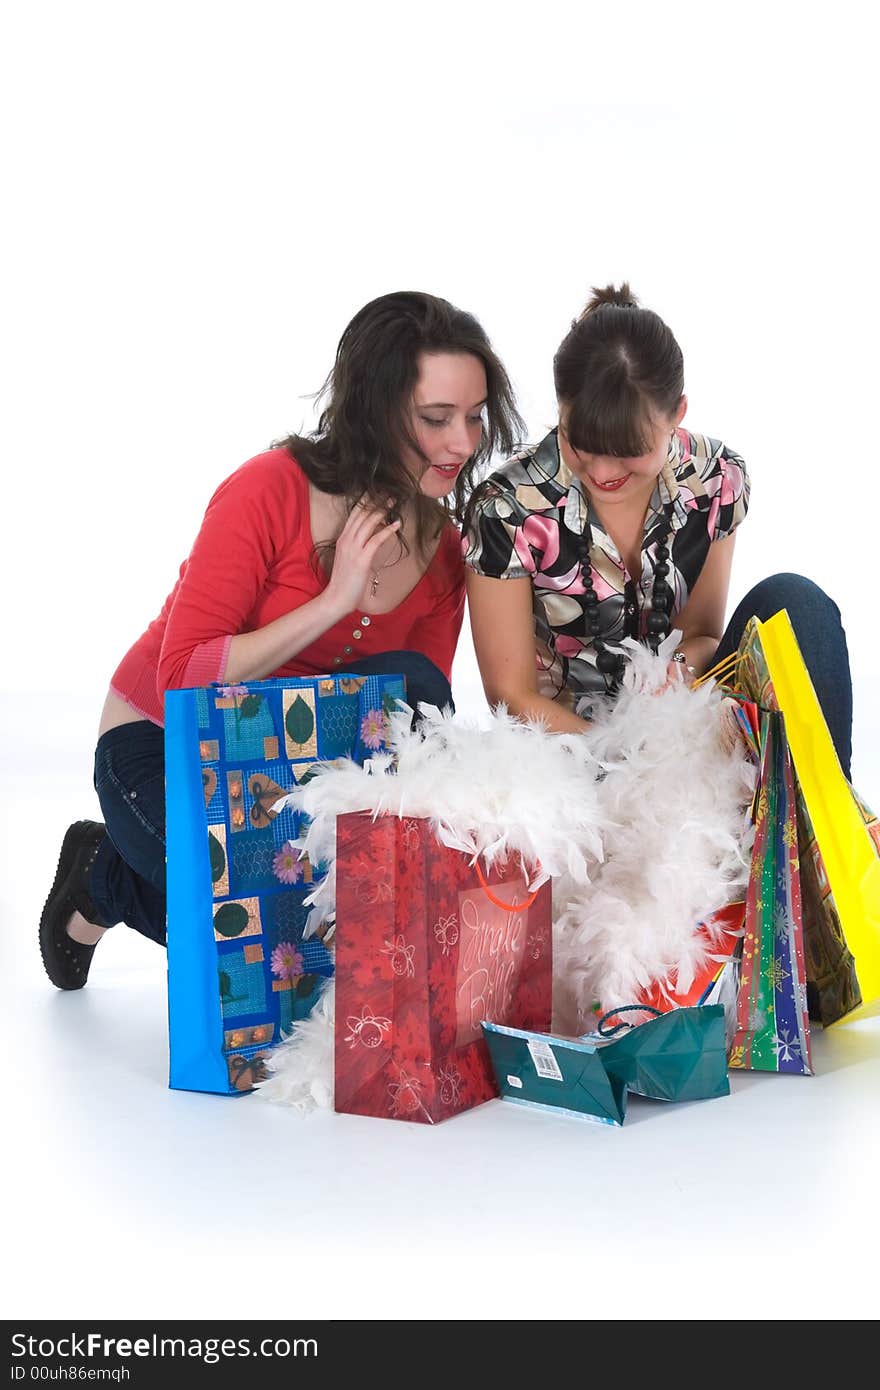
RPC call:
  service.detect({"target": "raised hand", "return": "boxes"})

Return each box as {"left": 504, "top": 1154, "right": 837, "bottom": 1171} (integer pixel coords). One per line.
{"left": 323, "top": 498, "right": 402, "bottom": 616}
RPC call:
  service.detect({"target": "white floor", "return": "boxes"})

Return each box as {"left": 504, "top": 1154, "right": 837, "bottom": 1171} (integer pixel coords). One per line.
{"left": 5, "top": 652, "right": 880, "bottom": 1322}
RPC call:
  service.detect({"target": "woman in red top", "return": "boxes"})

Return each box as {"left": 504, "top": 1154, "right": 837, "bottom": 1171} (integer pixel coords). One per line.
{"left": 41, "top": 291, "right": 523, "bottom": 989}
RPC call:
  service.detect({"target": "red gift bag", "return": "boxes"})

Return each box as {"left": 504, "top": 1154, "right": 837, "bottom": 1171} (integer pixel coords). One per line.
{"left": 334, "top": 811, "right": 552, "bottom": 1124}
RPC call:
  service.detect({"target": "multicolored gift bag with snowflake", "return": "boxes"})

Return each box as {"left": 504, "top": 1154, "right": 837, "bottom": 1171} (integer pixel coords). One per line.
{"left": 334, "top": 811, "right": 553, "bottom": 1124}
{"left": 728, "top": 707, "right": 812, "bottom": 1075}
{"left": 165, "top": 672, "right": 406, "bottom": 1095}
{"left": 733, "top": 613, "right": 866, "bottom": 1026}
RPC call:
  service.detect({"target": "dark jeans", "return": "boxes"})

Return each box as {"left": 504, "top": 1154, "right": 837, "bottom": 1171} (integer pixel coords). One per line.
{"left": 88, "top": 652, "right": 453, "bottom": 946}
{"left": 92, "top": 721, "right": 168, "bottom": 943}
{"left": 711, "top": 572, "right": 853, "bottom": 781}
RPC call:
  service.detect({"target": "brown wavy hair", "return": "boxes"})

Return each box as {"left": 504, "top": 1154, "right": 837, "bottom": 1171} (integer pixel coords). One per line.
{"left": 279, "top": 291, "right": 524, "bottom": 558}
{"left": 553, "top": 282, "right": 684, "bottom": 457}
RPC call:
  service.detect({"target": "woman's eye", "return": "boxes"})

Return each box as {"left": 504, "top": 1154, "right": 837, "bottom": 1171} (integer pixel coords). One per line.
{"left": 420, "top": 414, "right": 484, "bottom": 429}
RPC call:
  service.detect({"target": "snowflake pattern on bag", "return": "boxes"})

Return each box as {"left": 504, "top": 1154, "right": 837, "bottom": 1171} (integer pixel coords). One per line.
{"left": 334, "top": 812, "right": 552, "bottom": 1124}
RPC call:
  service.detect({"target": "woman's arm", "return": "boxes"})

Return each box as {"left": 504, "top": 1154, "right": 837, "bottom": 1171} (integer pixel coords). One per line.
{"left": 222, "top": 503, "right": 402, "bottom": 683}
{"left": 671, "top": 531, "right": 738, "bottom": 679}
{"left": 220, "top": 590, "right": 349, "bottom": 684}
{"left": 466, "top": 569, "right": 590, "bottom": 734}
{"left": 158, "top": 460, "right": 399, "bottom": 694}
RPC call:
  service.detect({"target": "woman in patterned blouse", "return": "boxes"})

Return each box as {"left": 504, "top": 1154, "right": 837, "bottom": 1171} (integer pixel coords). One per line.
{"left": 463, "top": 284, "right": 854, "bottom": 776}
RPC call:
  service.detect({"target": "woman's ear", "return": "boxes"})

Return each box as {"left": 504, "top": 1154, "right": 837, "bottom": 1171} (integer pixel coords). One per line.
{"left": 674, "top": 394, "right": 688, "bottom": 427}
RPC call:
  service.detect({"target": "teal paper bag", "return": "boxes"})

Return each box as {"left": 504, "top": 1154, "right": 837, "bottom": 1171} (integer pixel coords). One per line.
{"left": 596, "top": 1005, "right": 730, "bottom": 1103}
{"left": 483, "top": 1023, "right": 628, "bottom": 1126}
{"left": 482, "top": 1004, "right": 729, "bottom": 1126}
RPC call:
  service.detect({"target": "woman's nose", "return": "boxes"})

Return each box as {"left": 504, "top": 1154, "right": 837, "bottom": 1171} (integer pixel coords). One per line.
{"left": 589, "top": 457, "right": 627, "bottom": 481}
{"left": 448, "top": 422, "right": 473, "bottom": 458}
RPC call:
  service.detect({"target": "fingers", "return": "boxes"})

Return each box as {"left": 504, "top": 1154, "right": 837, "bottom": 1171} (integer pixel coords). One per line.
{"left": 363, "top": 519, "right": 402, "bottom": 556}
{"left": 339, "top": 497, "right": 397, "bottom": 544}
{"left": 339, "top": 511, "right": 401, "bottom": 556}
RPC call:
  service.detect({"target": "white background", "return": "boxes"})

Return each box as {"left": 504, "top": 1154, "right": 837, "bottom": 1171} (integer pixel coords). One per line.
{"left": 3, "top": 0, "right": 878, "bottom": 1325}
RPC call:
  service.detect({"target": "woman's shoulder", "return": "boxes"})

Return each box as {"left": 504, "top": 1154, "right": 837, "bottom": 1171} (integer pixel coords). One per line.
{"left": 469, "top": 431, "right": 565, "bottom": 522}
{"left": 673, "top": 429, "right": 749, "bottom": 536}
{"left": 205, "top": 446, "right": 308, "bottom": 524}
{"left": 193, "top": 448, "right": 309, "bottom": 561}
{"left": 675, "top": 429, "right": 747, "bottom": 483}
{"left": 219, "top": 445, "right": 307, "bottom": 494}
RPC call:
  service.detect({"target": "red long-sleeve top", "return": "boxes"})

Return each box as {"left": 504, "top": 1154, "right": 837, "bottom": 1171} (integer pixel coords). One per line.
{"left": 110, "top": 448, "right": 466, "bottom": 727}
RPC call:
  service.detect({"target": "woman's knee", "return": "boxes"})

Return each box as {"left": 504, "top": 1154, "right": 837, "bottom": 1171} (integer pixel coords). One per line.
{"left": 93, "top": 727, "right": 167, "bottom": 889}
{"left": 392, "top": 651, "right": 453, "bottom": 709}
{"left": 740, "top": 572, "right": 842, "bottom": 624}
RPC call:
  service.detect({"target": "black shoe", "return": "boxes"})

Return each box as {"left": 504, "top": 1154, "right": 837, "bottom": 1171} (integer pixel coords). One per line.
{"left": 39, "top": 820, "right": 108, "bottom": 990}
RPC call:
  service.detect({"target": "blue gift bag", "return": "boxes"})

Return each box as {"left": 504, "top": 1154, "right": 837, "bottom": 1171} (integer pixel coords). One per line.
{"left": 165, "top": 671, "right": 406, "bottom": 1094}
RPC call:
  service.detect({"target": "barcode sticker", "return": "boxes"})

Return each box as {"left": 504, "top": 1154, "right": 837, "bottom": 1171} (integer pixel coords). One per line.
{"left": 506, "top": 1075, "right": 523, "bottom": 1089}
{"left": 527, "top": 1039, "right": 563, "bottom": 1082}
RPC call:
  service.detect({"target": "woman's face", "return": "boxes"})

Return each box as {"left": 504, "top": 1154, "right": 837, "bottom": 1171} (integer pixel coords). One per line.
{"left": 557, "top": 396, "right": 687, "bottom": 507}
{"left": 408, "top": 352, "right": 488, "bottom": 498}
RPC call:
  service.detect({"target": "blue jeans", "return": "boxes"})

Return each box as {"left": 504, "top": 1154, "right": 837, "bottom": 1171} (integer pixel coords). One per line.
{"left": 711, "top": 573, "right": 853, "bottom": 780}
{"left": 88, "top": 652, "right": 453, "bottom": 946}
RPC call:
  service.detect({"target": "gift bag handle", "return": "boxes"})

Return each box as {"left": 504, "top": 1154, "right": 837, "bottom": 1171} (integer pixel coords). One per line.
{"left": 597, "top": 1004, "right": 665, "bottom": 1037}
{"left": 474, "top": 860, "right": 542, "bottom": 912}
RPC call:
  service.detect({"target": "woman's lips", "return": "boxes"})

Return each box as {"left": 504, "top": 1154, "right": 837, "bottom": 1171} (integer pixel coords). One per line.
{"left": 431, "top": 462, "right": 463, "bottom": 476}
{"left": 589, "top": 473, "right": 630, "bottom": 492}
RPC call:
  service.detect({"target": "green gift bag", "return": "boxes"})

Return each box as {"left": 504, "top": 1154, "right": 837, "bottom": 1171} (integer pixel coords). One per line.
{"left": 596, "top": 1004, "right": 731, "bottom": 1102}
{"left": 482, "top": 1004, "right": 729, "bottom": 1127}
{"left": 726, "top": 704, "right": 813, "bottom": 1075}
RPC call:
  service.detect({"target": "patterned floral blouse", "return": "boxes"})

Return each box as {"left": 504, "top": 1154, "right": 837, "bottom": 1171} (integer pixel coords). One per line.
{"left": 463, "top": 427, "right": 750, "bottom": 709}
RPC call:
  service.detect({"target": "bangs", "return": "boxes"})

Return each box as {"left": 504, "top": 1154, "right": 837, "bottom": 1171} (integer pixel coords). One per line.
{"left": 563, "top": 379, "right": 656, "bottom": 459}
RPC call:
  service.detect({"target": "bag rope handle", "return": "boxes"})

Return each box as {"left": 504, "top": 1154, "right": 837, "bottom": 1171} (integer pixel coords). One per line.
{"left": 596, "top": 1004, "right": 665, "bottom": 1037}
{"left": 474, "top": 859, "right": 542, "bottom": 912}
{"left": 692, "top": 650, "right": 739, "bottom": 691}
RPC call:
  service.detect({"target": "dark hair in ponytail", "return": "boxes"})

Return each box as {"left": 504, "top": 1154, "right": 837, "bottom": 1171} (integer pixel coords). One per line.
{"left": 553, "top": 282, "right": 684, "bottom": 457}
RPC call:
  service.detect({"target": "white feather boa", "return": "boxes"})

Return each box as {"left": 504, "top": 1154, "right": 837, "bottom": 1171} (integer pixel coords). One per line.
{"left": 257, "top": 637, "right": 756, "bottom": 1111}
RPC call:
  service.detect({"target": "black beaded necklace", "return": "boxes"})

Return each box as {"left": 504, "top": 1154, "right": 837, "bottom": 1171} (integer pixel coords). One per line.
{"left": 576, "top": 507, "right": 676, "bottom": 691}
